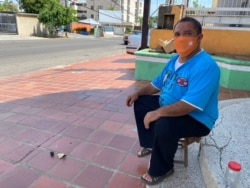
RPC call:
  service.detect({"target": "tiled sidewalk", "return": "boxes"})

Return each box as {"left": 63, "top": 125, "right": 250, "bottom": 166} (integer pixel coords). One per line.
{"left": 0, "top": 54, "right": 249, "bottom": 188}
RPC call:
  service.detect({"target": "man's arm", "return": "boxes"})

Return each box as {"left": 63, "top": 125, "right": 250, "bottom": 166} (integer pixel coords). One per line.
{"left": 143, "top": 101, "right": 196, "bottom": 129}
{"left": 126, "top": 84, "right": 160, "bottom": 107}
{"left": 135, "top": 84, "right": 160, "bottom": 96}
{"left": 156, "top": 101, "right": 196, "bottom": 117}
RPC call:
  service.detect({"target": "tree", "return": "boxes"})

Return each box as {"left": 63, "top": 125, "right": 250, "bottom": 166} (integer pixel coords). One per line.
{"left": 137, "top": 16, "right": 157, "bottom": 29}
{"left": 38, "top": 0, "right": 77, "bottom": 37}
{"left": 149, "top": 16, "right": 158, "bottom": 28}
{"left": 20, "top": 0, "right": 55, "bottom": 14}
{"left": 192, "top": 0, "right": 205, "bottom": 8}
{"left": 107, "top": 6, "right": 115, "bottom": 10}
{"left": 136, "top": 17, "right": 143, "bottom": 28}
{"left": 0, "top": 0, "right": 18, "bottom": 12}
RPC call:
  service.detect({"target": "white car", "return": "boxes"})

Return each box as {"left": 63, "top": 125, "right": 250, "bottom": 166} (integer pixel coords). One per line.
{"left": 123, "top": 30, "right": 142, "bottom": 45}
{"left": 126, "top": 32, "right": 150, "bottom": 54}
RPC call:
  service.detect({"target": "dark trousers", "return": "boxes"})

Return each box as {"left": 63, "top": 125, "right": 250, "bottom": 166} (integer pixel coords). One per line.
{"left": 134, "top": 95, "right": 210, "bottom": 177}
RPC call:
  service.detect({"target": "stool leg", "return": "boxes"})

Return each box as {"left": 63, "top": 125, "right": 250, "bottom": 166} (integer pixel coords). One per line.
{"left": 184, "top": 140, "right": 188, "bottom": 167}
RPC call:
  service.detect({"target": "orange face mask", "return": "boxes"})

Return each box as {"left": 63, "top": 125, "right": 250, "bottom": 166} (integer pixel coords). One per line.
{"left": 173, "top": 36, "right": 199, "bottom": 58}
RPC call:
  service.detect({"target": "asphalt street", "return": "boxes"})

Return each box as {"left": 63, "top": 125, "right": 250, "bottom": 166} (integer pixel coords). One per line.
{"left": 0, "top": 34, "right": 126, "bottom": 78}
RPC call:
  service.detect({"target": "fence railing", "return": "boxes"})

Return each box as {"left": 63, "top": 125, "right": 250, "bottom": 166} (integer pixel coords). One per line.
{"left": 186, "top": 7, "right": 250, "bottom": 30}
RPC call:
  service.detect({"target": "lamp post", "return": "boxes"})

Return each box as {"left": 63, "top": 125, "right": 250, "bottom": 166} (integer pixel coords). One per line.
{"left": 140, "top": 0, "right": 150, "bottom": 50}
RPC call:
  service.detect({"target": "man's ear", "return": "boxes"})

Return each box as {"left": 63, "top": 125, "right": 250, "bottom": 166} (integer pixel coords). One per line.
{"left": 199, "top": 34, "right": 203, "bottom": 40}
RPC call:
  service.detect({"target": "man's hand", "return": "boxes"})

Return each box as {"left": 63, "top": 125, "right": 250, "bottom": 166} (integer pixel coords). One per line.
{"left": 126, "top": 93, "right": 139, "bottom": 107}
{"left": 126, "top": 84, "right": 159, "bottom": 107}
{"left": 144, "top": 111, "right": 160, "bottom": 129}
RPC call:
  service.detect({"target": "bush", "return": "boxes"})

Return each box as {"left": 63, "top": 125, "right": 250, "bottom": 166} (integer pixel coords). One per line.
{"left": 125, "top": 27, "right": 132, "bottom": 34}
{"left": 90, "top": 28, "right": 94, "bottom": 34}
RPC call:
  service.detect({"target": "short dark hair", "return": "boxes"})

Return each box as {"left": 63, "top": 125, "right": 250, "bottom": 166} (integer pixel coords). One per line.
{"left": 174, "top": 17, "right": 202, "bottom": 34}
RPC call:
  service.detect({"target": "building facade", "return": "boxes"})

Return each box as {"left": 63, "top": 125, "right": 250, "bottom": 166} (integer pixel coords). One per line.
{"left": 60, "top": 0, "right": 144, "bottom": 26}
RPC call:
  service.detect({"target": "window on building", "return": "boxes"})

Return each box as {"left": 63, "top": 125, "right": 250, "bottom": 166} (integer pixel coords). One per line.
{"left": 91, "top": 6, "right": 94, "bottom": 10}
{"left": 91, "top": 14, "right": 94, "bottom": 18}
{"left": 77, "top": 10, "right": 87, "bottom": 13}
{"left": 104, "top": 26, "right": 114, "bottom": 32}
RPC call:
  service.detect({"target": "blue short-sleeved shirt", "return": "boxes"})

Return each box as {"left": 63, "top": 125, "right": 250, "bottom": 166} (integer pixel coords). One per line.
{"left": 151, "top": 51, "right": 220, "bottom": 130}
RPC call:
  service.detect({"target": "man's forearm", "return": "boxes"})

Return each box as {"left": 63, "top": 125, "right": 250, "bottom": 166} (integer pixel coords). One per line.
{"left": 156, "top": 101, "right": 196, "bottom": 117}
{"left": 136, "top": 84, "right": 159, "bottom": 96}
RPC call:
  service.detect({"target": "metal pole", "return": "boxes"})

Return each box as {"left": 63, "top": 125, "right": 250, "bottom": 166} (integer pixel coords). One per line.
{"left": 140, "top": 0, "right": 150, "bottom": 50}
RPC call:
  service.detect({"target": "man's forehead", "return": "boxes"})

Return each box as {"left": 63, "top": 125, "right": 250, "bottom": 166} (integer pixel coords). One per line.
{"left": 174, "top": 29, "right": 193, "bottom": 33}
{"left": 174, "top": 22, "right": 196, "bottom": 32}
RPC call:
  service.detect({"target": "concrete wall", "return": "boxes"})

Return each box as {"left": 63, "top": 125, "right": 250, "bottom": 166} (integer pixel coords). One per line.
{"left": 157, "top": 5, "right": 185, "bottom": 30}
{"left": 201, "top": 29, "right": 250, "bottom": 56}
{"left": 16, "top": 13, "right": 48, "bottom": 37}
{"left": 154, "top": 5, "right": 250, "bottom": 57}
{"left": 150, "top": 29, "right": 250, "bottom": 57}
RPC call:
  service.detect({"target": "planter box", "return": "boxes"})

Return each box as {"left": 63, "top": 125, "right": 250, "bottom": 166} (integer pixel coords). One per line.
{"left": 135, "top": 49, "right": 250, "bottom": 91}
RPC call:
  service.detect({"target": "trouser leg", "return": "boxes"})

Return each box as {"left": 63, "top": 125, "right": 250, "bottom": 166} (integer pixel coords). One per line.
{"left": 148, "top": 115, "right": 210, "bottom": 176}
{"left": 133, "top": 95, "right": 160, "bottom": 148}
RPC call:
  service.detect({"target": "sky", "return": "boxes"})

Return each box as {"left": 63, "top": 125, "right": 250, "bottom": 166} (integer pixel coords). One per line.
{"left": 150, "top": 0, "right": 166, "bottom": 16}
{"left": 10, "top": 0, "right": 165, "bottom": 16}
{"left": 11, "top": 0, "right": 213, "bottom": 17}
{"left": 150, "top": 0, "right": 213, "bottom": 16}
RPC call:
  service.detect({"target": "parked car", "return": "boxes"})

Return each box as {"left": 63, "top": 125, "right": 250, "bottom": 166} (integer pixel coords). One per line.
{"left": 126, "top": 31, "right": 150, "bottom": 54}
{"left": 123, "top": 30, "right": 142, "bottom": 45}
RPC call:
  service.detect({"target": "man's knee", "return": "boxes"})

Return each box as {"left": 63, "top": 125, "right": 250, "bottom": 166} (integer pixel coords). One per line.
{"left": 134, "top": 96, "right": 153, "bottom": 111}
{"left": 154, "top": 118, "right": 177, "bottom": 139}
{"left": 134, "top": 96, "right": 145, "bottom": 112}
{"left": 134, "top": 95, "right": 159, "bottom": 112}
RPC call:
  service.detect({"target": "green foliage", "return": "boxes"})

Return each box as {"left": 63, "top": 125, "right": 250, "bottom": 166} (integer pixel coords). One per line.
{"left": 0, "top": 0, "right": 18, "bottom": 12}
{"left": 107, "top": 6, "right": 115, "bottom": 10}
{"left": 38, "top": 0, "right": 77, "bottom": 37}
{"left": 192, "top": 0, "right": 205, "bottom": 8}
{"left": 136, "top": 16, "right": 157, "bottom": 28}
{"left": 149, "top": 16, "right": 157, "bottom": 28}
{"left": 90, "top": 28, "right": 94, "bottom": 34}
{"left": 20, "top": 0, "right": 59, "bottom": 14}
{"left": 125, "top": 27, "right": 132, "bottom": 34}
{"left": 136, "top": 17, "right": 143, "bottom": 26}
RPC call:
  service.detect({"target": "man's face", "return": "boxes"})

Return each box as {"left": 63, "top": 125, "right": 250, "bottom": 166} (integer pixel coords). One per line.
{"left": 174, "top": 21, "right": 200, "bottom": 38}
{"left": 173, "top": 21, "right": 203, "bottom": 58}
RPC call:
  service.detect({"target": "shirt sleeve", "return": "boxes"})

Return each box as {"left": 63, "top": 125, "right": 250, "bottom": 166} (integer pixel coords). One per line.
{"left": 151, "top": 58, "right": 176, "bottom": 90}
{"left": 181, "top": 62, "right": 220, "bottom": 110}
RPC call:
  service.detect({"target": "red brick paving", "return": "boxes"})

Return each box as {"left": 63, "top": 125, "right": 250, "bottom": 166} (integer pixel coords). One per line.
{"left": 0, "top": 53, "right": 249, "bottom": 188}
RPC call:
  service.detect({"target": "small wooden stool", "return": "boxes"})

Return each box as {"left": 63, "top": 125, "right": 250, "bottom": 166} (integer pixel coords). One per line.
{"left": 174, "top": 137, "right": 201, "bottom": 167}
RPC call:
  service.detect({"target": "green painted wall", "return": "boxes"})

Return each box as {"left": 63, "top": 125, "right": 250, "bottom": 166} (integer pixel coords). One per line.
{"left": 135, "top": 49, "right": 250, "bottom": 91}
{"left": 219, "top": 67, "right": 231, "bottom": 88}
{"left": 226, "top": 70, "right": 250, "bottom": 90}
{"left": 135, "top": 61, "right": 166, "bottom": 81}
